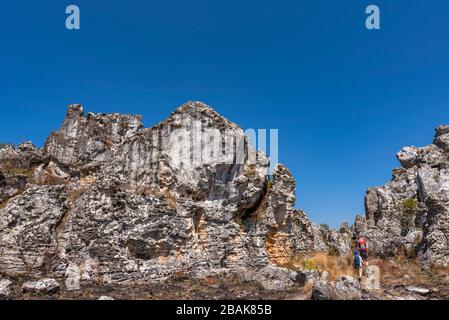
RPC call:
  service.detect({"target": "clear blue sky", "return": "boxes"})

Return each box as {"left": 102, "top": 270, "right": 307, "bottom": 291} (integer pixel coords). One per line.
{"left": 1, "top": 1, "right": 449, "bottom": 227}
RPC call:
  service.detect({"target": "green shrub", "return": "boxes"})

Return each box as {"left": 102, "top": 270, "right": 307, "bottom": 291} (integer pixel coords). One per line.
{"left": 266, "top": 176, "right": 272, "bottom": 193}
{"left": 300, "top": 259, "right": 319, "bottom": 271}
{"left": 403, "top": 198, "right": 418, "bottom": 215}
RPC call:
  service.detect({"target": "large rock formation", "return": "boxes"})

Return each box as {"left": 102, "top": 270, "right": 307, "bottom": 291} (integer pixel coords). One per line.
{"left": 0, "top": 102, "right": 322, "bottom": 284}
{"left": 355, "top": 125, "right": 449, "bottom": 267}
{"left": 2, "top": 102, "right": 448, "bottom": 289}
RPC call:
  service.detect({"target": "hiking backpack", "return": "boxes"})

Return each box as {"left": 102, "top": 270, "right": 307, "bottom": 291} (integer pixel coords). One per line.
{"left": 360, "top": 244, "right": 367, "bottom": 253}
{"left": 354, "top": 255, "right": 362, "bottom": 268}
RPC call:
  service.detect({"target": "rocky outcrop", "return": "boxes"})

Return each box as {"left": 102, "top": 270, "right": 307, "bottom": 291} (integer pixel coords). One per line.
{"left": 355, "top": 125, "right": 449, "bottom": 267}
{"left": 237, "top": 265, "right": 303, "bottom": 291}
{"left": 312, "top": 276, "right": 362, "bottom": 300}
{"left": 0, "top": 279, "right": 12, "bottom": 299}
{"left": 0, "top": 142, "right": 43, "bottom": 206}
{"left": 2, "top": 101, "right": 449, "bottom": 290}
{"left": 22, "top": 278, "right": 61, "bottom": 295}
{"left": 0, "top": 102, "right": 323, "bottom": 285}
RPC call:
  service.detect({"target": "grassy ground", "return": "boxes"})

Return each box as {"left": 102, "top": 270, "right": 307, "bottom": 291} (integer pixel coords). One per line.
{"left": 3, "top": 255, "right": 449, "bottom": 300}
{"left": 7, "top": 276, "right": 307, "bottom": 300}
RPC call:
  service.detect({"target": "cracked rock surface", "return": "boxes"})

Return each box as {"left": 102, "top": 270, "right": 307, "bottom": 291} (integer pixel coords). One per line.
{"left": 0, "top": 102, "right": 322, "bottom": 284}
{"left": 2, "top": 101, "right": 449, "bottom": 291}
{"left": 355, "top": 125, "right": 449, "bottom": 267}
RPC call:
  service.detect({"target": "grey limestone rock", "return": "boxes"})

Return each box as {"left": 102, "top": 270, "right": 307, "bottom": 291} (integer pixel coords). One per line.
{"left": 355, "top": 125, "right": 449, "bottom": 267}
{"left": 312, "top": 276, "right": 362, "bottom": 300}
{"left": 22, "top": 278, "right": 61, "bottom": 295}
{"left": 0, "top": 102, "right": 320, "bottom": 285}
{"left": 0, "top": 279, "right": 12, "bottom": 299}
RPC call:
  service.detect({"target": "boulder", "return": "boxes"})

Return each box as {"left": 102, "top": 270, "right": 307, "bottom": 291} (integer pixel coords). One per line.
{"left": 436, "top": 125, "right": 449, "bottom": 137}
{"left": 397, "top": 146, "right": 419, "bottom": 169}
{"left": 0, "top": 279, "right": 12, "bottom": 300}
{"left": 434, "top": 134, "right": 449, "bottom": 150}
{"left": 312, "top": 276, "right": 362, "bottom": 300}
{"left": 297, "top": 270, "right": 327, "bottom": 286}
{"left": 33, "top": 161, "right": 70, "bottom": 185}
{"left": 406, "top": 286, "right": 430, "bottom": 295}
{"left": 22, "top": 279, "right": 61, "bottom": 295}
{"left": 238, "top": 265, "right": 302, "bottom": 291}
{"left": 311, "top": 281, "right": 332, "bottom": 300}
{"left": 332, "top": 276, "right": 363, "bottom": 300}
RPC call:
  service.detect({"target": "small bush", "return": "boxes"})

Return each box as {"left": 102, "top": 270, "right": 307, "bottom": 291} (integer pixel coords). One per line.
{"left": 320, "top": 224, "right": 330, "bottom": 232}
{"left": 403, "top": 198, "right": 418, "bottom": 215}
{"left": 300, "top": 258, "right": 319, "bottom": 271}
{"left": 0, "top": 199, "right": 9, "bottom": 209}
{"left": 266, "top": 176, "right": 272, "bottom": 193}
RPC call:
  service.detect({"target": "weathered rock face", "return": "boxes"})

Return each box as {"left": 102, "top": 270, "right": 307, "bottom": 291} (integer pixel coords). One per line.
{"left": 237, "top": 265, "right": 303, "bottom": 291}
{"left": 0, "top": 142, "right": 43, "bottom": 206}
{"left": 312, "top": 276, "right": 362, "bottom": 300}
{"left": 0, "top": 279, "right": 12, "bottom": 299}
{"left": 22, "top": 278, "right": 61, "bottom": 295}
{"left": 3, "top": 102, "right": 448, "bottom": 287}
{"left": 0, "top": 102, "right": 322, "bottom": 284}
{"left": 355, "top": 125, "right": 449, "bottom": 267}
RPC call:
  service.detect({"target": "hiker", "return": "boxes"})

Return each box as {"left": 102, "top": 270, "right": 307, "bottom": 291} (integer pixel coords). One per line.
{"left": 355, "top": 236, "right": 369, "bottom": 266}
{"left": 353, "top": 250, "right": 364, "bottom": 280}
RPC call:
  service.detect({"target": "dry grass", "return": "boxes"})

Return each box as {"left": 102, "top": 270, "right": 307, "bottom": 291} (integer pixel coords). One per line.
{"left": 368, "top": 256, "right": 449, "bottom": 291}
{"left": 2, "top": 167, "right": 34, "bottom": 176}
{"left": 430, "top": 264, "right": 449, "bottom": 276}
{"left": 0, "top": 198, "right": 10, "bottom": 209}
{"left": 135, "top": 185, "right": 161, "bottom": 197}
{"left": 165, "top": 190, "right": 179, "bottom": 212}
{"left": 287, "top": 252, "right": 355, "bottom": 281}
{"left": 66, "top": 187, "right": 87, "bottom": 205}
{"left": 303, "top": 281, "right": 314, "bottom": 294}
{"left": 30, "top": 175, "right": 68, "bottom": 186}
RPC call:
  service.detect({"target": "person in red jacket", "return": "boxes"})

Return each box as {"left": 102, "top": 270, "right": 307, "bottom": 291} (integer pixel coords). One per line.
{"left": 355, "top": 237, "right": 369, "bottom": 266}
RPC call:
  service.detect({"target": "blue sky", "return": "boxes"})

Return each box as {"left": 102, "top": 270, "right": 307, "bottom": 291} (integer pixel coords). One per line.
{"left": 1, "top": 1, "right": 449, "bottom": 227}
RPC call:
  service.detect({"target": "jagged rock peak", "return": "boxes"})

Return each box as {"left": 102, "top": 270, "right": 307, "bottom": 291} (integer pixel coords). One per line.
{"left": 0, "top": 101, "right": 323, "bottom": 284}
{"left": 67, "top": 104, "right": 84, "bottom": 117}
{"left": 357, "top": 124, "right": 449, "bottom": 267}
{"left": 154, "top": 101, "right": 240, "bottom": 131}
{"left": 434, "top": 125, "right": 449, "bottom": 151}
{"left": 435, "top": 125, "right": 449, "bottom": 138}
{"left": 173, "top": 100, "right": 217, "bottom": 115}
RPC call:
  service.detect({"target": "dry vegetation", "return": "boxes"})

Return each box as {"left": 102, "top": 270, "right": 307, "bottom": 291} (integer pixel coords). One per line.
{"left": 0, "top": 198, "right": 10, "bottom": 209}
{"left": 285, "top": 252, "right": 355, "bottom": 281}
{"left": 30, "top": 175, "right": 68, "bottom": 186}
{"left": 288, "top": 252, "right": 449, "bottom": 285}
{"left": 165, "top": 189, "right": 179, "bottom": 212}
{"left": 66, "top": 187, "right": 87, "bottom": 205}
{"left": 371, "top": 256, "right": 449, "bottom": 288}
{"left": 1, "top": 167, "right": 34, "bottom": 176}
{"left": 283, "top": 252, "right": 449, "bottom": 299}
